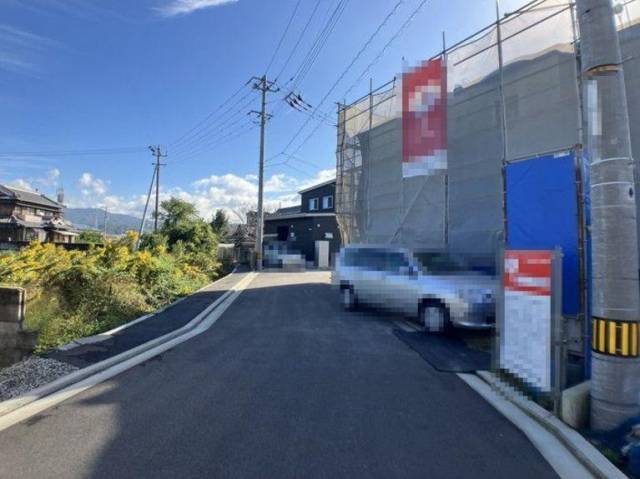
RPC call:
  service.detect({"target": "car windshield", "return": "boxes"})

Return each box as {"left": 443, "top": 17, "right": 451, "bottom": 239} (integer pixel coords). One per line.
{"left": 413, "top": 252, "right": 471, "bottom": 274}
{"left": 342, "top": 248, "right": 409, "bottom": 272}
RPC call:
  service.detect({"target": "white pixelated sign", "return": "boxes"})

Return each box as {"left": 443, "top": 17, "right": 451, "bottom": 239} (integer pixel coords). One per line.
{"left": 500, "top": 250, "right": 553, "bottom": 392}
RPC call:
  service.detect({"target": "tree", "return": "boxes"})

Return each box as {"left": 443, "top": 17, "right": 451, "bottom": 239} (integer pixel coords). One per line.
{"left": 159, "top": 198, "right": 198, "bottom": 231}
{"left": 210, "top": 209, "right": 229, "bottom": 242}
{"left": 77, "top": 230, "right": 103, "bottom": 244}
{"left": 159, "top": 198, "right": 217, "bottom": 254}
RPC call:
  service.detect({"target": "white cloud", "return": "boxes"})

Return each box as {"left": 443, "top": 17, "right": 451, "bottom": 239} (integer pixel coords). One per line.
{"left": 8, "top": 178, "right": 35, "bottom": 191}
{"left": 67, "top": 169, "right": 331, "bottom": 222}
{"left": 3, "top": 168, "right": 60, "bottom": 191}
{"left": 78, "top": 172, "right": 108, "bottom": 196}
{"left": 264, "top": 173, "right": 298, "bottom": 193}
{"left": 298, "top": 168, "right": 336, "bottom": 191}
{"left": 156, "top": 0, "right": 238, "bottom": 17}
{"left": 36, "top": 168, "right": 60, "bottom": 186}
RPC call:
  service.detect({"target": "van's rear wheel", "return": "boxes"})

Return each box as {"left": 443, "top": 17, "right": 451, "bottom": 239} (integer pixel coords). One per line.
{"left": 341, "top": 285, "right": 357, "bottom": 311}
{"left": 419, "top": 301, "right": 449, "bottom": 333}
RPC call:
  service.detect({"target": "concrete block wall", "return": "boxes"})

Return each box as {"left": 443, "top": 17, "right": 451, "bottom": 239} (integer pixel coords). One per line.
{"left": 0, "top": 287, "right": 37, "bottom": 367}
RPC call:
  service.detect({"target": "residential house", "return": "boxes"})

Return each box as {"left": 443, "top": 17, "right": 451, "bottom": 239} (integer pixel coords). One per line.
{"left": 0, "top": 185, "right": 77, "bottom": 246}
{"left": 264, "top": 179, "right": 341, "bottom": 266}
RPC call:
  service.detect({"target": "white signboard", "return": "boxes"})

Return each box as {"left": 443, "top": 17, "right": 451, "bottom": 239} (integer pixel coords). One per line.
{"left": 500, "top": 250, "right": 554, "bottom": 392}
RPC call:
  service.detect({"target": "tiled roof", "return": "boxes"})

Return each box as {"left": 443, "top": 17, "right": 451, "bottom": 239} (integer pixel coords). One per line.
{"left": 0, "top": 216, "right": 43, "bottom": 228}
{"left": 0, "top": 215, "right": 76, "bottom": 231}
{"left": 0, "top": 185, "right": 62, "bottom": 209}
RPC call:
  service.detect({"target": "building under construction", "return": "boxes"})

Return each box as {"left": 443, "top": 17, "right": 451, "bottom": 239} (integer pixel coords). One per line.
{"left": 335, "top": 0, "right": 640, "bottom": 377}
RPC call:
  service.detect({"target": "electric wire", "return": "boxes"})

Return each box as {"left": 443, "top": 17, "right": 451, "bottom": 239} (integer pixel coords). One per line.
{"left": 170, "top": 92, "right": 257, "bottom": 156}
{"left": 265, "top": 0, "right": 303, "bottom": 75}
{"left": 0, "top": 146, "right": 147, "bottom": 157}
{"left": 169, "top": 82, "right": 251, "bottom": 149}
{"left": 274, "top": 0, "right": 429, "bottom": 168}
{"left": 274, "top": 0, "right": 323, "bottom": 81}
{"left": 272, "top": 0, "right": 405, "bottom": 164}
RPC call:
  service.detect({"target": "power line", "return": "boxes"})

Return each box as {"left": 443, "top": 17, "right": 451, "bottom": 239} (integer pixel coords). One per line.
{"left": 171, "top": 115, "right": 254, "bottom": 160}
{"left": 170, "top": 75, "right": 296, "bottom": 165}
{"left": 274, "top": 0, "right": 323, "bottom": 81}
{"left": 170, "top": 89, "right": 254, "bottom": 153}
{"left": 341, "top": 0, "right": 429, "bottom": 101}
{"left": 170, "top": 120, "right": 258, "bottom": 164}
{"left": 276, "top": 0, "right": 429, "bottom": 168}
{"left": 169, "top": 82, "right": 252, "bottom": 149}
{"left": 0, "top": 146, "right": 147, "bottom": 157}
{"left": 274, "top": 0, "right": 405, "bottom": 163}
{"left": 269, "top": 0, "right": 348, "bottom": 121}
{"left": 264, "top": 0, "right": 302, "bottom": 75}
{"left": 289, "top": 0, "right": 350, "bottom": 92}
{"left": 170, "top": 94, "right": 257, "bottom": 157}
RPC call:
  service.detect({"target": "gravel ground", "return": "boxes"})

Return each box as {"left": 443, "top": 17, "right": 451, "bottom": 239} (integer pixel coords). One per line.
{"left": 0, "top": 357, "right": 78, "bottom": 402}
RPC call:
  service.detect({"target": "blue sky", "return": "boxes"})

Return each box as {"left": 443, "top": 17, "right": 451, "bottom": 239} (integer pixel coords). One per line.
{"left": 0, "top": 0, "right": 529, "bottom": 219}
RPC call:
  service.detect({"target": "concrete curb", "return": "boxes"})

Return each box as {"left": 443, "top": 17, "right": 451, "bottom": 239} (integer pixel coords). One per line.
{"left": 475, "top": 370, "right": 626, "bottom": 479}
{"left": 57, "top": 265, "right": 240, "bottom": 351}
{"left": 0, "top": 270, "right": 255, "bottom": 419}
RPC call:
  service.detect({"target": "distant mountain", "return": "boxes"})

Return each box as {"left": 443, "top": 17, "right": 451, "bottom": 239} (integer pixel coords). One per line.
{"left": 65, "top": 208, "right": 152, "bottom": 235}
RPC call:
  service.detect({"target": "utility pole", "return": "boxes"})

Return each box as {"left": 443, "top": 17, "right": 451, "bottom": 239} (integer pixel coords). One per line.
{"left": 103, "top": 207, "right": 108, "bottom": 240}
{"left": 576, "top": 0, "right": 640, "bottom": 430}
{"left": 135, "top": 165, "right": 157, "bottom": 251}
{"left": 250, "top": 75, "right": 279, "bottom": 271}
{"left": 149, "top": 146, "right": 166, "bottom": 233}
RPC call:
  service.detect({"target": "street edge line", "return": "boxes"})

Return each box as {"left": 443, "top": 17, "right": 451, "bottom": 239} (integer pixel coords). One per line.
{"left": 57, "top": 265, "right": 240, "bottom": 350}
{"left": 471, "top": 371, "right": 625, "bottom": 479}
{"left": 0, "top": 271, "right": 256, "bottom": 419}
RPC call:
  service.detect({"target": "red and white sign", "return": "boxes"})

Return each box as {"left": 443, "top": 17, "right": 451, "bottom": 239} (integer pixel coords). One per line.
{"left": 402, "top": 57, "right": 447, "bottom": 178}
{"left": 504, "top": 250, "right": 552, "bottom": 296}
{"left": 501, "top": 250, "right": 554, "bottom": 392}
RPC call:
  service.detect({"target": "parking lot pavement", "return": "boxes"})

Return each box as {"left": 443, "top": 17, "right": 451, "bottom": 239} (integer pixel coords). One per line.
{"left": 0, "top": 271, "right": 558, "bottom": 479}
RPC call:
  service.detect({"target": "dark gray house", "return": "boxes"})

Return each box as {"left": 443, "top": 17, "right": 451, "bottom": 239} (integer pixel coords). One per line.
{"left": 264, "top": 179, "right": 341, "bottom": 266}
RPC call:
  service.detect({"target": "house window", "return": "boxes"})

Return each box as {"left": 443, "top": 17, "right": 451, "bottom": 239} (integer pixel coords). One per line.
{"left": 322, "top": 195, "right": 333, "bottom": 209}
{"left": 308, "top": 198, "right": 319, "bottom": 211}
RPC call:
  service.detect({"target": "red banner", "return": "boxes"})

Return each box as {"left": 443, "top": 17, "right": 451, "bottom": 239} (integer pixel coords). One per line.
{"left": 402, "top": 57, "right": 447, "bottom": 177}
{"left": 504, "top": 250, "right": 553, "bottom": 296}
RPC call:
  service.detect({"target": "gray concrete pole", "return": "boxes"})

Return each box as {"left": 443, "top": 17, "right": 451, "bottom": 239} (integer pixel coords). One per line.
{"left": 251, "top": 75, "right": 278, "bottom": 271}
{"left": 255, "top": 76, "right": 267, "bottom": 271}
{"left": 154, "top": 147, "right": 161, "bottom": 233}
{"left": 576, "top": 0, "right": 640, "bottom": 431}
{"left": 135, "top": 165, "right": 157, "bottom": 251}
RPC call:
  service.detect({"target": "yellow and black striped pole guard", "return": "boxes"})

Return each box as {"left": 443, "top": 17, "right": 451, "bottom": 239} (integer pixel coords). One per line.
{"left": 592, "top": 317, "right": 639, "bottom": 357}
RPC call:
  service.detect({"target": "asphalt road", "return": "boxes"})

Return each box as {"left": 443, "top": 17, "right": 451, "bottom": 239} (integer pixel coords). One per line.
{"left": 48, "top": 266, "right": 252, "bottom": 367}
{"left": 0, "top": 271, "right": 558, "bottom": 479}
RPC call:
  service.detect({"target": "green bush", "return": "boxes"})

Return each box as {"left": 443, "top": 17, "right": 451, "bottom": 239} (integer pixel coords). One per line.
{"left": 0, "top": 197, "right": 221, "bottom": 351}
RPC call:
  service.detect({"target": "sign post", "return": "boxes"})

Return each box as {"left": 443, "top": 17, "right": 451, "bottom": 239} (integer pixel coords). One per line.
{"left": 499, "top": 249, "right": 564, "bottom": 413}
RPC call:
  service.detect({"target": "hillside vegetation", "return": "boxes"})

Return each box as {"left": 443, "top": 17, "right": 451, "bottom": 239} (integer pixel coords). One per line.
{"left": 65, "top": 207, "right": 149, "bottom": 235}
{"left": 0, "top": 198, "right": 224, "bottom": 351}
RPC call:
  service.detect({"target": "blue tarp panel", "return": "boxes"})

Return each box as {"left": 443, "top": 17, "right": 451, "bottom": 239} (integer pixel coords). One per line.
{"left": 506, "top": 152, "right": 579, "bottom": 316}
